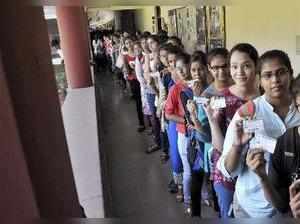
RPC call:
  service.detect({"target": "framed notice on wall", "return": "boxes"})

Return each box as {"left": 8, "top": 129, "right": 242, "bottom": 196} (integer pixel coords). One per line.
{"left": 166, "top": 6, "right": 226, "bottom": 52}
{"left": 196, "top": 6, "right": 208, "bottom": 52}
{"left": 206, "top": 6, "right": 226, "bottom": 50}
{"left": 168, "top": 9, "right": 178, "bottom": 36}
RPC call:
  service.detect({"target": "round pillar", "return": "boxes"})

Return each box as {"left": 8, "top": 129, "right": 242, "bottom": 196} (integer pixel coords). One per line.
{"left": 56, "top": 6, "right": 92, "bottom": 89}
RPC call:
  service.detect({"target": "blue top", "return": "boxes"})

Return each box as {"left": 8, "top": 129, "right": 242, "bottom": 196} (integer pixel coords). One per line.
{"left": 163, "top": 73, "right": 175, "bottom": 93}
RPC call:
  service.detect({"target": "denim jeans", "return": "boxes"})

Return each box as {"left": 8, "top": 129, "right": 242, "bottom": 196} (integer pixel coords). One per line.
{"left": 214, "top": 183, "right": 234, "bottom": 218}
{"left": 178, "top": 132, "right": 191, "bottom": 204}
{"left": 166, "top": 121, "right": 183, "bottom": 174}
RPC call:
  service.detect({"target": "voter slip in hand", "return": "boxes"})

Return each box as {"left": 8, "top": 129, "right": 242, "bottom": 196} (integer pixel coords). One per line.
{"left": 210, "top": 97, "right": 226, "bottom": 109}
{"left": 194, "top": 96, "right": 209, "bottom": 105}
{"left": 243, "top": 119, "right": 264, "bottom": 133}
{"left": 150, "top": 72, "right": 160, "bottom": 78}
{"left": 187, "top": 79, "right": 200, "bottom": 88}
{"left": 249, "top": 133, "right": 277, "bottom": 154}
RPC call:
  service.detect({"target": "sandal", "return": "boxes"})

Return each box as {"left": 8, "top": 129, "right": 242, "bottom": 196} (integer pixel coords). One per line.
{"left": 145, "top": 144, "right": 160, "bottom": 154}
{"left": 176, "top": 184, "right": 184, "bottom": 202}
{"left": 160, "top": 152, "right": 169, "bottom": 163}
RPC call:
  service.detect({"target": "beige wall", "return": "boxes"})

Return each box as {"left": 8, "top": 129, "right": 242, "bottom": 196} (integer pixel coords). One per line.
{"left": 134, "top": 6, "right": 155, "bottom": 33}
{"left": 226, "top": 1, "right": 300, "bottom": 76}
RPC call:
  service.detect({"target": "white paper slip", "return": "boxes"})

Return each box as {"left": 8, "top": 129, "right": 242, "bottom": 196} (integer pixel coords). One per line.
{"left": 187, "top": 79, "right": 199, "bottom": 88}
{"left": 194, "top": 96, "right": 209, "bottom": 105}
{"left": 150, "top": 71, "right": 160, "bottom": 78}
{"left": 249, "top": 133, "right": 277, "bottom": 154}
{"left": 243, "top": 119, "right": 264, "bottom": 133}
{"left": 210, "top": 97, "right": 226, "bottom": 109}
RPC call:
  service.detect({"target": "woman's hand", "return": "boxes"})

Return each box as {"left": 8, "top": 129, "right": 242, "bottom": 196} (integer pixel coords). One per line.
{"left": 186, "top": 100, "right": 197, "bottom": 115}
{"left": 161, "top": 68, "right": 169, "bottom": 77}
{"left": 246, "top": 148, "right": 267, "bottom": 178}
{"left": 203, "top": 100, "right": 221, "bottom": 123}
{"left": 289, "top": 179, "right": 300, "bottom": 218}
{"left": 232, "top": 119, "right": 253, "bottom": 148}
{"left": 192, "top": 80, "right": 204, "bottom": 97}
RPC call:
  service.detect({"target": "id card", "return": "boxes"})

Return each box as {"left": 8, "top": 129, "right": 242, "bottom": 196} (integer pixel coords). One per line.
{"left": 187, "top": 79, "right": 199, "bottom": 88}
{"left": 249, "top": 133, "right": 277, "bottom": 154}
{"left": 210, "top": 97, "right": 226, "bottom": 109}
{"left": 150, "top": 72, "right": 160, "bottom": 78}
{"left": 243, "top": 119, "right": 264, "bottom": 133}
{"left": 194, "top": 96, "right": 209, "bottom": 105}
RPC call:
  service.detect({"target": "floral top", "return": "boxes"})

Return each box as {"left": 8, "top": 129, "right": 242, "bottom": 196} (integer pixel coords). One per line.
{"left": 212, "top": 88, "right": 247, "bottom": 191}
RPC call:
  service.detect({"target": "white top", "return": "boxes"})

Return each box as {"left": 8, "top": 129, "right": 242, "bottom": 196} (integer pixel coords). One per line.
{"left": 217, "top": 95, "right": 300, "bottom": 217}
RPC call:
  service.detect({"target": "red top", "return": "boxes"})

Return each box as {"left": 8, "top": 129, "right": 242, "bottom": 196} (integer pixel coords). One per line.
{"left": 212, "top": 88, "right": 247, "bottom": 191}
{"left": 165, "top": 81, "right": 188, "bottom": 134}
{"left": 124, "top": 54, "right": 137, "bottom": 80}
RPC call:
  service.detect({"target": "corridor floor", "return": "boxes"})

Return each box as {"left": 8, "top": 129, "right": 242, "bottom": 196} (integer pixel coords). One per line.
{"left": 96, "top": 70, "right": 218, "bottom": 221}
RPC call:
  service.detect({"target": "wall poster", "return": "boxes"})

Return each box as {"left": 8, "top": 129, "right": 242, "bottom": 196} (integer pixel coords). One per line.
{"left": 166, "top": 6, "right": 226, "bottom": 53}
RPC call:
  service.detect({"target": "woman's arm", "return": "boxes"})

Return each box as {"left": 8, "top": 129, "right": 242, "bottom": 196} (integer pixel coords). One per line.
{"left": 247, "top": 148, "right": 287, "bottom": 211}
{"left": 204, "top": 104, "right": 224, "bottom": 151}
{"left": 165, "top": 113, "right": 185, "bottom": 124}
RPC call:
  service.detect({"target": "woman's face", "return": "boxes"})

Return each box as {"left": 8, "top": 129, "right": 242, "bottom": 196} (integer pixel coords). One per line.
{"left": 296, "top": 94, "right": 300, "bottom": 112}
{"left": 209, "top": 55, "right": 230, "bottom": 83}
{"left": 133, "top": 44, "right": 142, "bottom": 56}
{"left": 168, "top": 53, "right": 177, "bottom": 69}
{"left": 147, "top": 38, "right": 159, "bottom": 52}
{"left": 190, "top": 61, "right": 207, "bottom": 81}
{"left": 125, "top": 39, "right": 134, "bottom": 51}
{"left": 230, "top": 51, "right": 256, "bottom": 87}
{"left": 159, "top": 49, "right": 169, "bottom": 67}
{"left": 175, "top": 59, "right": 190, "bottom": 81}
{"left": 260, "top": 58, "right": 291, "bottom": 99}
{"left": 140, "top": 38, "right": 148, "bottom": 52}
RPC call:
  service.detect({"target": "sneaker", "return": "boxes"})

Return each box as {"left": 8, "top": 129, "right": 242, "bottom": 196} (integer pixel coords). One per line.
{"left": 184, "top": 203, "right": 193, "bottom": 217}
{"left": 168, "top": 179, "right": 178, "bottom": 194}
{"left": 202, "top": 199, "right": 212, "bottom": 207}
{"left": 137, "top": 125, "right": 145, "bottom": 132}
{"left": 145, "top": 144, "right": 160, "bottom": 154}
{"left": 176, "top": 184, "right": 184, "bottom": 202}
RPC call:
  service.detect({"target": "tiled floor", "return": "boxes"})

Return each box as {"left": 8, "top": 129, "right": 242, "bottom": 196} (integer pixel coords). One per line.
{"left": 96, "top": 70, "right": 219, "bottom": 221}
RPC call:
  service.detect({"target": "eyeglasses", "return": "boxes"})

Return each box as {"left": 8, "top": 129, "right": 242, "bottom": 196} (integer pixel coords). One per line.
{"left": 209, "top": 64, "right": 228, "bottom": 72}
{"left": 261, "top": 68, "right": 289, "bottom": 80}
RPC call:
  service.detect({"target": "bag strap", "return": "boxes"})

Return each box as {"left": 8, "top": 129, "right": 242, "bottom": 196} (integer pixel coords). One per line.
{"left": 238, "top": 100, "right": 256, "bottom": 119}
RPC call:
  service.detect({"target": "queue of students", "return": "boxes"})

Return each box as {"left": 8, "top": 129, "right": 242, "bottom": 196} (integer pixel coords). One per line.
{"left": 95, "top": 30, "right": 300, "bottom": 218}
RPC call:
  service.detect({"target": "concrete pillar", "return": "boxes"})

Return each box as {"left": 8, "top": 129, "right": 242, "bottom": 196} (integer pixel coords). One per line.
{"left": 0, "top": 3, "right": 83, "bottom": 217}
{"left": 0, "top": 54, "right": 39, "bottom": 221}
{"left": 56, "top": 6, "right": 92, "bottom": 89}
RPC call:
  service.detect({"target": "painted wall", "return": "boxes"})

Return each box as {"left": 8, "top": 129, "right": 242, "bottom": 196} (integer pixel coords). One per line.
{"left": 226, "top": 1, "right": 300, "bottom": 76}
{"left": 134, "top": 6, "right": 155, "bottom": 33}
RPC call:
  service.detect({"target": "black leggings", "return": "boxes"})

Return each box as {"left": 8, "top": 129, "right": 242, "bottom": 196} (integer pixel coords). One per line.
{"left": 191, "top": 170, "right": 204, "bottom": 217}
{"left": 128, "top": 79, "right": 144, "bottom": 126}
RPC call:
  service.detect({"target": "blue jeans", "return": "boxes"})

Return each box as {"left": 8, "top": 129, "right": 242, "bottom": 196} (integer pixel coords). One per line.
{"left": 166, "top": 121, "right": 182, "bottom": 174}
{"left": 178, "top": 132, "right": 191, "bottom": 204}
{"left": 214, "top": 183, "right": 234, "bottom": 218}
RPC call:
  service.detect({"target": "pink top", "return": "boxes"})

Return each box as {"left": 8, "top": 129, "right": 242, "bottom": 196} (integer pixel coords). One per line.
{"left": 212, "top": 88, "right": 247, "bottom": 191}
